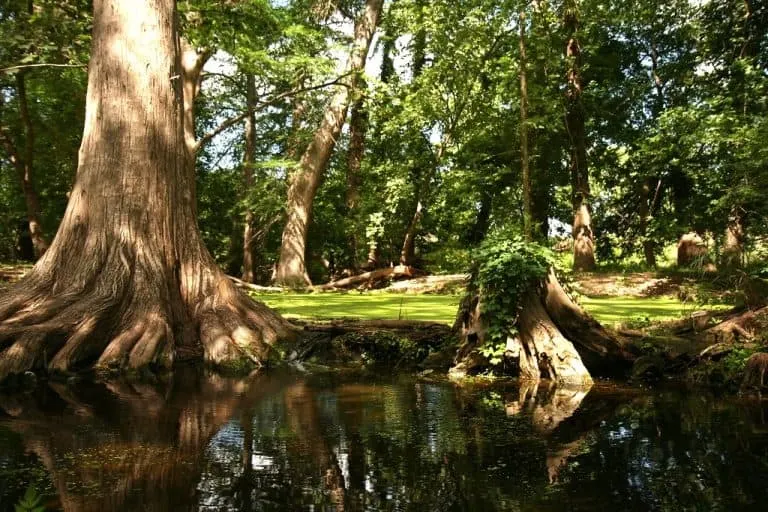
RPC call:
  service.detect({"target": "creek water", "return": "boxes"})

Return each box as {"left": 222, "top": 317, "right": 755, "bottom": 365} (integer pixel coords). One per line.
{"left": 1, "top": 369, "right": 767, "bottom": 511}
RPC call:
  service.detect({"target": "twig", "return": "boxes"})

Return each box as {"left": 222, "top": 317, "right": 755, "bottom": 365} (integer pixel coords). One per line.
{"left": 0, "top": 63, "right": 86, "bottom": 74}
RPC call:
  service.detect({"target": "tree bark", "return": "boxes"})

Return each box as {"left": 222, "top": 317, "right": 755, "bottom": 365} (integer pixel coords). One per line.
{"left": 519, "top": 9, "right": 533, "bottom": 242}
{"left": 452, "top": 270, "right": 635, "bottom": 383}
{"left": 274, "top": 0, "right": 384, "bottom": 288}
{"left": 242, "top": 73, "right": 258, "bottom": 282}
{"left": 564, "top": 0, "right": 595, "bottom": 271}
{"left": 0, "top": 0, "right": 293, "bottom": 381}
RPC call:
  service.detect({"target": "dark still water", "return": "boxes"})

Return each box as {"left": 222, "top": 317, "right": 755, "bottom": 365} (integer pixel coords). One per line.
{"left": 1, "top": 370, "right": 768, "bottom": 512}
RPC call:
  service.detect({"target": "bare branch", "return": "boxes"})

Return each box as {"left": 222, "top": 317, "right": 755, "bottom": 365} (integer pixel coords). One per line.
{"left": 0, "top": 63, "right": 86, "bottom": 74}
{"left": 193, "top": 73, "right": 353, "bottom": 154}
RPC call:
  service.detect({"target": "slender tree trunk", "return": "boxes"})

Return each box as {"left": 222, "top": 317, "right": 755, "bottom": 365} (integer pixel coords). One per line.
{"left": 398, "top": 1, "right": 429, "bottom": 267}
{"left": 467, "top": 189, "right": 492, "bottom": 245}
{"left": 0, "top": 73, "right": 49, "bottom": 259}
{"left": 638, "top": 177, "right": 656, "bottom": 267}
{"left": 363, "top": 28, "right": 396, "bottom": 270}
{"left": 564, "top": 0, "right": 595, "bottom": 271}
{"left": 520, "top": 10, "right": 533, "bottom": 242}
{"left": 274, "top": 0, "right": 384, "bottom": 287}
{"left": 242, "top": 74, "right": 258, "bottom": 282}
{"left": 0, "top": 0, "right": 293, "bottom": 381}
{"left": 345, "top": 82, "right": 368, "bottom": 272}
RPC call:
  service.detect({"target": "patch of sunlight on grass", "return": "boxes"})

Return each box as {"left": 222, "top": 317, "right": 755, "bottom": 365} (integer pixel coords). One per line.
{"left": 580, "top": 296, "right": 726, "bottom": 326}
{"left": 252, "top": 292, "right": 724, "bottom": 326}
{"left": 251, "top": 293, "right": 460, "bottom": 324}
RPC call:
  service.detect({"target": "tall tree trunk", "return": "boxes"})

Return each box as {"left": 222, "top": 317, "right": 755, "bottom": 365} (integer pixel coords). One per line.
{"left": 0, "top": 73, "right": 49, "bottom": 259}
{"left": 638, "top": 177, "right": 656, "bottom": 267}
{"left": 274, "top": 0, "right": 384, "bottom": 288}
{"left": 564, "top": 0, "right": 595, "bottom": 271}
{"left": 363, "top": 28, "right": 396, "bottom": 270}
{"left": 398, "top": 1, "right": 429, "bottom": 267}
{"left": 345, "top": 82, "right": 368, "bottom": 272}
{"left": 242, "top": 74, "right": 258, "bottom": 282}
{"left": 0, "top": 0, "right": 293, "bottom": 382}
{"left": 519, "top": 9, "right": 533, "bottom": 242}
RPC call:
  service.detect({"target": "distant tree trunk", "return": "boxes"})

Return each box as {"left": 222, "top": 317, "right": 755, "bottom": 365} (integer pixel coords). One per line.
{"left": 242, "top": 74, "right": 258, "bottom": 282}
{"left": 400, "top": 200, "right": 423, "bottom": 266}
{"left": 345, "top": 82, "right": 368, "bottom": 272}
{"left": 0, "top": 0, "right": 293, "bottom": 381}
{"left": 520, "top": 9, "right": 533, "bottom": 242}
{"left": 723, "top": 207, "right": 745, "bottom": 269}
{"left": 0, "top": 73, "right": 49, "bottom": 259}
{"left": 274, "top": 0, "right": 384, "bottom": 288}
{"left": 564, "top": 0, "right": 595, "bottom": 271}
{"left": 286, "top": 76, "right": 308, "bottom": 161}
{"left": 397, "top": 0, "right": 430, "bottom": 267}
{"left": 180, "top": 38, "right": 210, "bottom": 165}
{"left": 363, "top": 28, "right": 396, "bottom": 270}
{"left": 638, "top": 177, "right": 656, "bottom": 268}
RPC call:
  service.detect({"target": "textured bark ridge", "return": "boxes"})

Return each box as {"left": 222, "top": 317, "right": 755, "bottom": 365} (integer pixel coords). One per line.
{"left": 452, "top": 270, "right": 635, "bottom": 385}
{"left": 0, "top": 0, "right": 294, "bottom": 382}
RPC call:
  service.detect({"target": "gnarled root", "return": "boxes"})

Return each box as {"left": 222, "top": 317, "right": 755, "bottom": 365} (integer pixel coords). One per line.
{"left": 0, "top": 260, "right": 295, "bottom": 382}
{"left": 742, "top": 353, "right": 768, "bottom": 391}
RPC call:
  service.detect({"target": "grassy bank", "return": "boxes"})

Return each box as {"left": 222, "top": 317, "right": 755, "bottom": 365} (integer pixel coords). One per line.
{"left": 251, "top": 292, "right": 716, "bottom": 326}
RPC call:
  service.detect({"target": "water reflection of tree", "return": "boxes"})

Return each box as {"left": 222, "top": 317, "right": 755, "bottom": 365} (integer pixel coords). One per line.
{"left": 539, "top": 389, "right": 768, "bottom": 511}
{"left": 6, "top": 374, "right": 764, "bottom": 511}
{"left": 0, "top": 369, "right": 279, "bottom": 511}
{"left": 209, "top": 376, "right": 614, "bottom": 511}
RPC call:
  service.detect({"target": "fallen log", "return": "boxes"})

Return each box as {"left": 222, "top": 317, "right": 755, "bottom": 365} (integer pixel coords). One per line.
{"left": 701, "top": 306, "right": 766, "bottom": 344}
{"left": 228, "top": 275, "right": 284, "bottom": 293}
{"left": 315, "top": 265, "right": 424, "bottom": 290}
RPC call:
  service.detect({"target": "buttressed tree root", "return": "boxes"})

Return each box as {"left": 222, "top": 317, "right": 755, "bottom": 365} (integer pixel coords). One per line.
{"left": 0, "top": 0, "right": 295, "bottom": 382}
{"left": 452, "top": 270, "right": 635, "bottom": 386}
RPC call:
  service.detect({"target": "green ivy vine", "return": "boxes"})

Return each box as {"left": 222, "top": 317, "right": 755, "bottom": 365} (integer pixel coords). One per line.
{"left": 467, "top": 235, "right": 554, "bottom": 365}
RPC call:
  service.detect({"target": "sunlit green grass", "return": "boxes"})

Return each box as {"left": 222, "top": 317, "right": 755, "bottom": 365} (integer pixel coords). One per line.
{"left": 251, "top": 292, "right": 718, "bottom": 326}
{"left": 251, "top": 293, "right": 461, "bottom": 324}
{"left": 580, "top": 296, "right": 707, "bottom": 326}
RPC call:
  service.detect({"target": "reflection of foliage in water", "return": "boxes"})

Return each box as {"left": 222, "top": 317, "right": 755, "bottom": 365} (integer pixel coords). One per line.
{"left": 3, "top": 374, "right": 768, "bottom": 511}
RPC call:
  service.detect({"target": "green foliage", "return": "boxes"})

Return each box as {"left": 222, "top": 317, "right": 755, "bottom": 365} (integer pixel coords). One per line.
{"left": 335, "top": 331, "right": 430, "bottom": 366}
{"left": 469, "top": 234, "right": 554, "bottom": 365}
{"left": 688, "top": 344, "right": 768, "bottom": 391}
{"left": 14, "top": 486, "right": 45, "bottom": 512}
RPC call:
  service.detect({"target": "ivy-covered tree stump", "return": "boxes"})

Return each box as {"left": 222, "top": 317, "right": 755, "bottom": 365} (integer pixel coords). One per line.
{"left": 451, "top": 237, "right": 634, "bottom": 385}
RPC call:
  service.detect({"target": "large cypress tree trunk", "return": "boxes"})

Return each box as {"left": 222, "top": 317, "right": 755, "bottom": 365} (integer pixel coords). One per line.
{"left": 0, "top": 0, "right": 293, "bottom": 381}
{"left": 274, "top": 0, "right": 384, "bottom": 288}
{"left": 564, "top": 0, "right": 595, "bottom": 271}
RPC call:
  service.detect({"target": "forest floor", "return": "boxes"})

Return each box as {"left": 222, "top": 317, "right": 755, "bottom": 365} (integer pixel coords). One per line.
{"left": 0, "top": 262, "right": 726, "bottom": 326}
{"left": 249, "top": 292, "right": 715, "bottom": 327}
